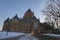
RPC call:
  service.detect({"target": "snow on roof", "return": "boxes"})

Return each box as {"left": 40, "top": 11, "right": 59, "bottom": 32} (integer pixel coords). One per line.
{"left": 0, "top": 31, "right": 25, "bottom": 39}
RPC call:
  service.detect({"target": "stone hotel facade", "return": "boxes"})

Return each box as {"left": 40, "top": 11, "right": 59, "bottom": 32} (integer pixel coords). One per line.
{"left": 2, "top": 9, "right": 41, "bottom": 33}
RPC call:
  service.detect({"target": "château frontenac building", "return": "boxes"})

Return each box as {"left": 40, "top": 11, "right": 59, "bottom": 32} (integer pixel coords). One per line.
{"left": 2, "top": 9, "right": 41, "bottom": 33}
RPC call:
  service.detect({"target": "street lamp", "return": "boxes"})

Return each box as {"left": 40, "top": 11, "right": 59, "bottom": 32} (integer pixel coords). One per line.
{"left": 6, "top": 21, "right": 10, "bottom": 36}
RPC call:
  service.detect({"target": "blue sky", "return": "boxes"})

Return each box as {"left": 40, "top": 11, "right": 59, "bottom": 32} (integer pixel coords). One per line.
{"left": 0, "top": 0, "right": 46, "bottom": 30}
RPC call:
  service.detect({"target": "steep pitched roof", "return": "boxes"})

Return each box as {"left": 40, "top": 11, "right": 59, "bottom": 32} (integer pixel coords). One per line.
{"left": 25, "top": 9, "right": 34, "bottom": 15}
{"left": 12, "top": 14, "right": 21, "bottom": 21}
{"left": 4, "top": 17, "right": 10, "bottom": 23}
{"left": 26, "top": 9, "right": 32, "bottom": 13}
{"left": 13, "top": 14, "right": 18, "bottom": 19}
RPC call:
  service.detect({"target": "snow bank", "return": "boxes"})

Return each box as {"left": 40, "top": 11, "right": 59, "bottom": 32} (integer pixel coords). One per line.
{"left": 0, "top": 31, "right": 25, "bottom": 39}
{"left": 19, "top": 34, "right": 38, "bottom": 40}
{"left": 43, "top": 34, "right": 60, "bottom": 38}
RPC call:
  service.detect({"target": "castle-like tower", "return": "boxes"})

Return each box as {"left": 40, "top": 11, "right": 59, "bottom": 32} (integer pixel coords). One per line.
{"left": 3, "top": 9, "right": 40, "bottom": 33}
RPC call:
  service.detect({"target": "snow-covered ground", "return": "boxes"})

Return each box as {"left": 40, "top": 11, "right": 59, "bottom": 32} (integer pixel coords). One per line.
{"left": 0, "top": 31, "right": 25, "bottom": 39}
{"left": 0, "top": 31, "right": 38, "bottom": 40}
{"left": 18, "top": 34, "right": 38, "bottom": 40}
{"left": 43, "top": 34, "right": 60, "bottom": 38}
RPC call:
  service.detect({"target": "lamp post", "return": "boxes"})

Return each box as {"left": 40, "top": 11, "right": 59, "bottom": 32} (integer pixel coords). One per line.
{"left": 6, "top": 21, "right": 10, "bottom": 36}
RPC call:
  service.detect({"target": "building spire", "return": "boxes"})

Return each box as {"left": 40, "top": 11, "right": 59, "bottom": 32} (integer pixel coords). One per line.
{"left": 13, "top": 14, "right": 18, "bottom": 19}
{"left": 26, "top": 9, "right": 33, "bottom": 13}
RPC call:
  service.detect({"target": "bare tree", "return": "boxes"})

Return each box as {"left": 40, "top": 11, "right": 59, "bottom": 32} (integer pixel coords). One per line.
{"left": 42, "top": 0, "right": 60, "bottom": 28}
